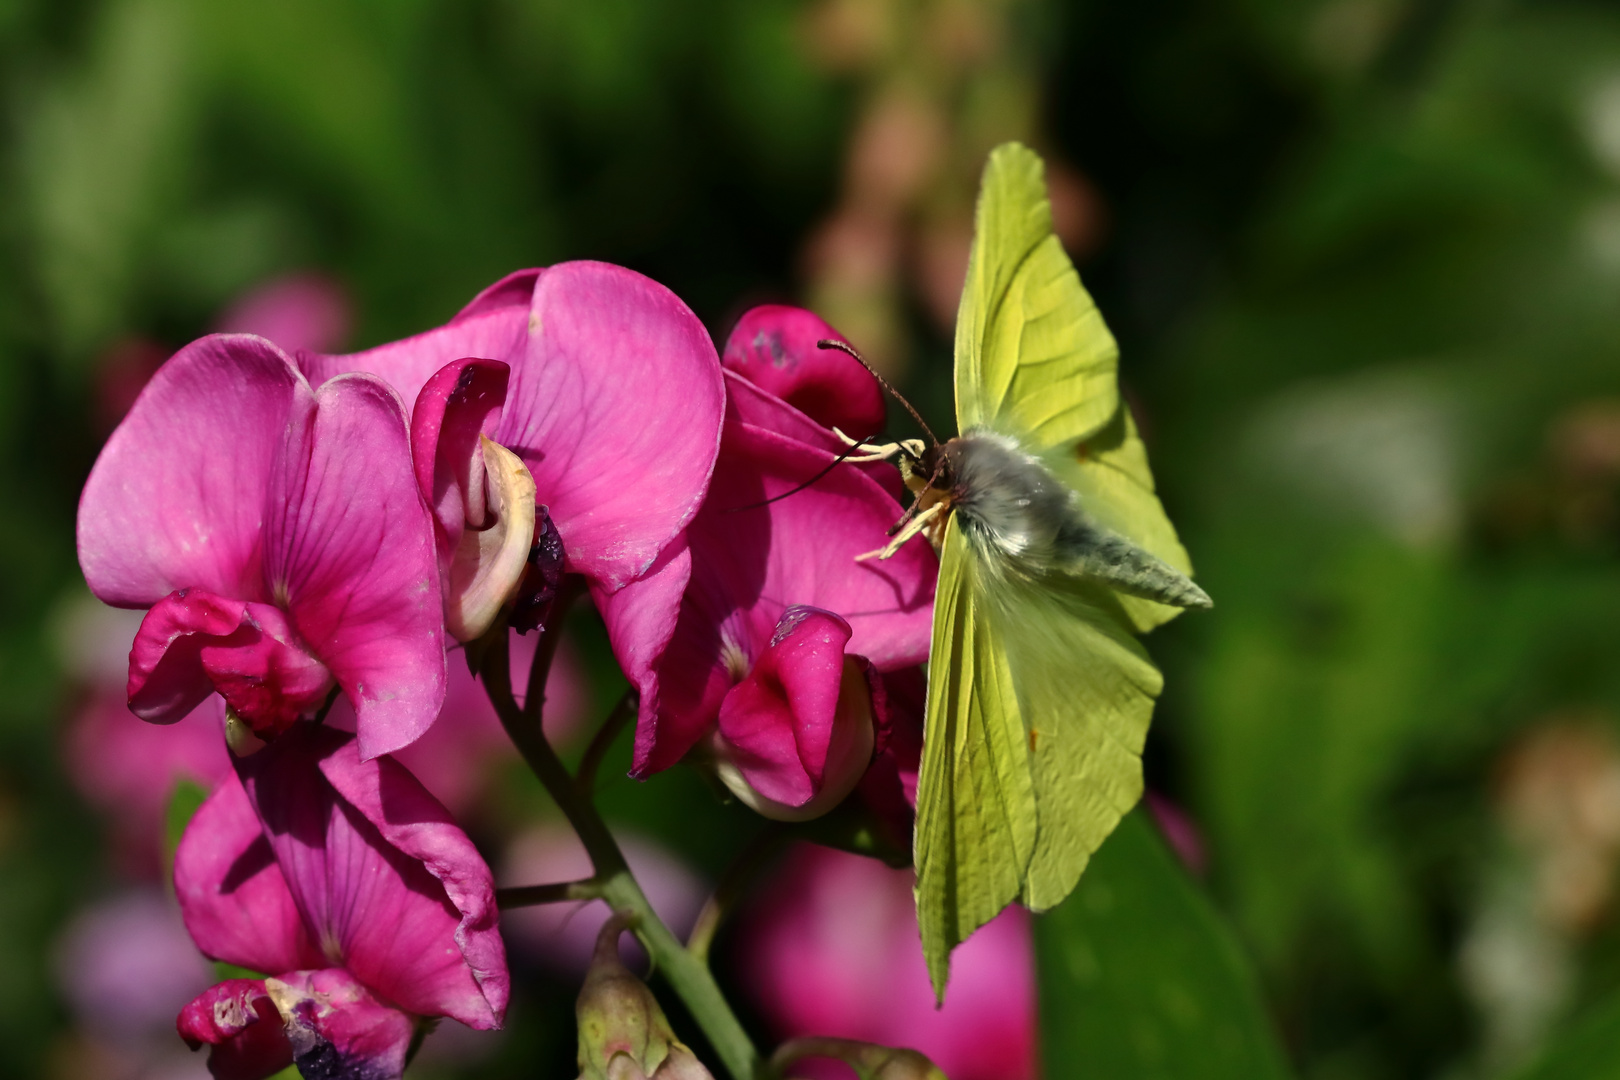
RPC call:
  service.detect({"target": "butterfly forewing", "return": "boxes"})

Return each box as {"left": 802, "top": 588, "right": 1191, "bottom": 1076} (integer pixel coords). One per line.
{"left": 954, "top": 144, "right": 1119, "bottom": 453}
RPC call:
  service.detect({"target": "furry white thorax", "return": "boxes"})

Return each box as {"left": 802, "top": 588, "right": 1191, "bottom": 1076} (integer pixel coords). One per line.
{"left": 946, "top": 430, "right": 1077, "bottom": 570}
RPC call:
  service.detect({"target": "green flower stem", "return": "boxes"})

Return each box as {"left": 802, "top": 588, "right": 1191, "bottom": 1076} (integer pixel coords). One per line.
{"left": 479, "top": 606, "right": 763, "bottom": 1080}
{"left": 496, "top": 877, "right": 602, "bottom": 908}
{"left": 687, "top": 822, "right": 787, "bottom": 965}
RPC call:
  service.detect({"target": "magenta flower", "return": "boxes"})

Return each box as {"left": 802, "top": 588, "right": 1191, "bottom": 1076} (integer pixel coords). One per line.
{"left": 77, "top": 335, "right": 446, "bottom": 758}
{"left": 174, "top": 723, "right": 507, "bottom": 1079}
{"left": 215, "top": 272, "right": 353, "bottom": 355}
{"left": 739, "top": 845, "right": 1035, "bottom": 1080}
{"left": 721, "top": 305, "right": 884, "bottom": 439}
{"left": 624, "top": 306, "right": 935, "bottom": 818}
{"left": 303, "top": 262, "right": 724, "bottom": 723}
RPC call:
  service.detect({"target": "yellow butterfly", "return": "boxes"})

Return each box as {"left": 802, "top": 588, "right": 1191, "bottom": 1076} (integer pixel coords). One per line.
{"left": 845, "top": 142, "right": 1211, "bottom": 995}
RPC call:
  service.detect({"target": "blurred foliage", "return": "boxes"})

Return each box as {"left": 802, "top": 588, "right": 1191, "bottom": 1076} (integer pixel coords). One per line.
{"left": 3, "top": 0, "right": 1620, "bottom": 1078}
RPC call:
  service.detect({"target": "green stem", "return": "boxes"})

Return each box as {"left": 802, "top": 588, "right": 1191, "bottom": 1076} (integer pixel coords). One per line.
{"left": 496, "top": 877, "right": 602, "bottom": 908}
{"left": 687, "top": 823, "right": 787, "bottom": 965}
{"left": 479, "top": 607, "right": 762, "bottom": 1080}
{"left": 575, "top": 689, "right": 636, "bottom": 798}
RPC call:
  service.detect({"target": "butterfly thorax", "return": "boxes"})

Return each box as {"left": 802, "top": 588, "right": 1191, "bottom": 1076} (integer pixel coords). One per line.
{"left": 940, "top": 431, "right": 1077, "bottom": 569}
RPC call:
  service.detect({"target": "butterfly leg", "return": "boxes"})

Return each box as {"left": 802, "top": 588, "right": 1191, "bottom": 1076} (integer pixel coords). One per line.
{"left": 830, "top": 428, "right": 928, "bottom": 465}
{"left": 856, "top": 501, "right": 946, "bottom": 561}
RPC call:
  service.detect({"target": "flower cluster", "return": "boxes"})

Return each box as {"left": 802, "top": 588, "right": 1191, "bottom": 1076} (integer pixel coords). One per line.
{"left": 76, "top": 263, "right": 941, "bottom": 1078}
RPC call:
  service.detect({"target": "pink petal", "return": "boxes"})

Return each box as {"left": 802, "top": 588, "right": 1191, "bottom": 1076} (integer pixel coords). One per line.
{"left": 716, "top": 608, "right": 875, "bottom": 817}
{"left": 178, "top": 979, "right": 295, "bottom": 1080}
{"left": 596, "top": 539, "right": 695, "bottom": 777}
{"left": 128, "top": 591, "right": 333, "bottom": 736}
{"left": 79, "top": 334, "right": 305, "bottom": 608}
{"left": 722, "top": 306, "right": 885, "bottom": 439}
{"left": 174, "top": 771, "right": 322, "bottom": 976}
{"left": 739, "top": 846, "right": 1036, "bottom": 1080}
{"left": 300, "top": 275, "right": 534, "bottom": 415}
{"left": 269, "top": 968, "right": 416, "bottom": 1080}
{"left": 264, "top": 373, "right": 447, "bottom": 759}
{"left": 238, "top": 724, "right": 507, "bottom": 1029}
{"left": 216, "top": 273, "right": 353, "bottom": 355}
{"left": 642, "top": 408, "right": 934, "bottom": 775}
{"left": 495, "top": 261, "right": 724, "bottom": 592}
{"left": 411, "top": 358, "right": 511, "bottom": 558}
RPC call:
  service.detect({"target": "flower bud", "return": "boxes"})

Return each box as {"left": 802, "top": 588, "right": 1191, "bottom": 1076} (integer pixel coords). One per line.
{"left": 772, "top": 1036, "right": 948, "bottom": 1080}
{"left": 577, "top": 916, "right": 714, "bottom": 1080}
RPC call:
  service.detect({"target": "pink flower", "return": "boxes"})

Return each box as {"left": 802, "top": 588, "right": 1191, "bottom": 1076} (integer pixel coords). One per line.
{"left": 215, "top": 273, "right": 353, "bottom": 355}
{"left": 302, "top": 263, "right": 725, "bottom": 725}
{"left": 721, "top": 306, "right": 884, "bottom": 439}
{"left": 174, "top": 723, "right": 507, "bottom": 1079}
{"left": 77, "top": 335, "right": 447, "bottom": 759}
{"left": 624, "top": 307, "right": 935, "bottom": 818}
{"left": 739, "top": 845, "right": 1035, "bottom": 1080}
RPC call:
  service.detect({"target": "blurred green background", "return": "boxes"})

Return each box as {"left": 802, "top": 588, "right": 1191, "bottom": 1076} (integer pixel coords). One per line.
{"left": 5, "top": 0, "right": 1620, "bottom": 1077}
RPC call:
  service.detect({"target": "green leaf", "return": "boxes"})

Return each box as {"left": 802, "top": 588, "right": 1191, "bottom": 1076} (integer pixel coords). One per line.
{"left": 1508, "top": 993, "right": 1620, "bottom": 1080}
{"left": 1037, "top": 810, "right": 1293, "bottom": 1080}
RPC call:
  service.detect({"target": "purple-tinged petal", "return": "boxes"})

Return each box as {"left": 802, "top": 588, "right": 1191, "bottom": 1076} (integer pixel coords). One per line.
{"left": 495, "top": 261, "right": 724, "bottom": 592}
{"left": 722, "top": 306, "right": 885, "bottom": 439}
{"left": 715, "top": 608, "right": 875, "bottom": 819}
{"left": 301, "top": 275, "right": 534, "bottom": 412}
{"left": 128, "top": 591, "right": 333, "bottom": 735}
{"left": 856, "top": 663, "right": 926, "bottom": 846}
{"left": 237, "top": 724, "right": 507, "bottom": 1029}
{"left": 79, "top": 334, "right": 305, "bottom": 609}
{"left": 267, "top": 968, "right": 415, "bottom": 1080}
{"left": 178, "top": 979, "right": 295, "bottom": 1080}
{"left": 174, "top": 771, "right": 323, "bottom": 976}
{"left": 264, "top": 373, "right": 446, "bottom": 759}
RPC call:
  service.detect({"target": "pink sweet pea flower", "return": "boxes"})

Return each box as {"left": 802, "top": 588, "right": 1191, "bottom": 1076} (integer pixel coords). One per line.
{"left": 739, "top": 845, "right": 1035, "bottom": 1080}
{"left": 215, "top": 273, "right": 353, "bottom": 355}
{"left": 625, "top": 306, "right": 934, "bottom": 819}
{"left": 721, "top": 306, "right": 884, "bottom": 440}
{"left": 174, "top": 723, "right": 507, "bottom": 1079}
{"left": 303, "top": 262, "right": 723, "bottom": 720}
{"left": 77, "top": 335, "right": 447, "bottom": 759}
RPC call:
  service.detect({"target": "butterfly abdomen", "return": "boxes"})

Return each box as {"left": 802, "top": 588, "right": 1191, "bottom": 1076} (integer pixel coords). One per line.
{"left": 947, "top": 430, "right": 1211, "bottom": 609}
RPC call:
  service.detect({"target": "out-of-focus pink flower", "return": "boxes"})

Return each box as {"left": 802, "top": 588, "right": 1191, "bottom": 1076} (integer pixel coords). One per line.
{"left": 304, "top": 263, "right": 725, "bottom": 738}
{"left": 1146, "top": 790, "right": 1208, "bottom": 877}
{"left": 740, "top": 845, "right": 1035, "bottom": 1080}
{"left": 174, "top": 723, "right": 507, "bottom": 1079}
{"left": 55, "top": 598, "right": 232, "bottom": 875}
{"left": 77, "top": 336, "right": 446, "bottom": 759}
{"left": 501, "top": 823, "right": 706, "bottom": 975}
{"left": 54, "top": 888, "right": 215, "bottom": 1045}
{"left": 215, "top": 273, "right": 353, "bottom": 355}
{"left": 625, "top": 308, "right": 934, "bottom": 819}
{"left": 721, "top": 306, "right": 885, "bottom": 439}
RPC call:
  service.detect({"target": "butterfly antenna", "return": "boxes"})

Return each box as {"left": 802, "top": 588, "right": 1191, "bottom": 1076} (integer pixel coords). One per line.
{"left": 724, "top": 435, "right": 876, "bottom": 512}
{"left": 816, "top": 339, "right": 941, "bottom": 449}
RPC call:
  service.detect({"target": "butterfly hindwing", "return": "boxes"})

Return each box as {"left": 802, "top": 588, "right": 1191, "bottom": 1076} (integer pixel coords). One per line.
{"left": 915, "top": 516, "right": 1037, "bottom": 998}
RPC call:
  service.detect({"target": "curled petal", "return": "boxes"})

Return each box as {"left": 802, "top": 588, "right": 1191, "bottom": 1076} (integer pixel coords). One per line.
{"left": 445, "top": 437, "right": 536, "bottom": 642}
{"left": 174, "top": 770, "right": 322, "bottom": 976}
{"left": 128, "top": 591, "right": 332, "bottom": 735}
{"left": 722, "top": 306, "right": 885, "bottom": 439}
{"left": 410, "top": 358, "right": 511, "bottom": 558}
{"left": 264, "top": 373, "right": 446, "bottom": 759}
{"left": 715, "top": 608, "right": 874, "bottom": 819}
{"left": 267, "top": 968, "right": 415, "bottom": 1080}
{"left": 596, "top": 540, "right": 695, "bottom": 777}
{"left": 238, "top": 724, "right": 508, "bottom": 1029}
{"left": 497, "top": 261, "right": 724, "bottom": 592}
{"left": 79, "top": 334, "right": 305, "bottom": 608}
{"left": 178, "top": 979, "right": 295, "bottom": 1080}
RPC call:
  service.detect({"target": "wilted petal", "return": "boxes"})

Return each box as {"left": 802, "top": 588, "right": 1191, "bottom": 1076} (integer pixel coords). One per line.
{"left": 722, "top": 305, "right": 885, "bottom": 439}
{"left": 715, "top": 608, "right": 874, "bottom": 820}
{"left": 264, "top": 373, "right": 446, "bottom": 759}
{"left": 238, "top": 723, "right": 507, "bottom": 1029}
{"left": 79, "top": 334, "right": 305, "bottom": 608}
{"left": 174, "top": 770, "right": 323, "bottom": 977}
{"left": 268, "top": 968, "right": 415, "bottom": 1080}
{"left": 496, "top": 261, "right": 724, "bottom": 592}
{"left": 178, "top": 979, "right": 295, "bottom": 1080}
{"left": 128, "top": 591, "right": 333, "bottom": 735}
